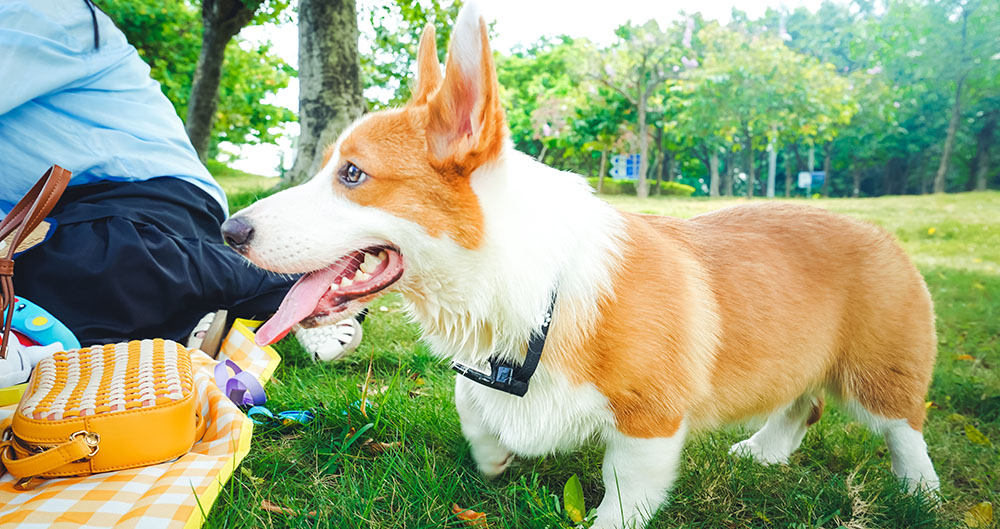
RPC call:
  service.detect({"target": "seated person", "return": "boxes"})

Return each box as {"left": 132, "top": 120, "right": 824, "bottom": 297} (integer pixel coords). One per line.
{"left": 0, "top": 0, "right": 358, "bottom": 360}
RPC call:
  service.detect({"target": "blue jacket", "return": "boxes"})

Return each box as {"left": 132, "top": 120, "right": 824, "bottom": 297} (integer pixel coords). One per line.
{"left": 0, "top": 0, "right": 228, "bottom": 215}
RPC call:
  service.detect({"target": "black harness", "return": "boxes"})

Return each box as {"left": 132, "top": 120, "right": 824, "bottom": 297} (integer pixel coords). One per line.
{"left": 450, "top": 291, "right": 557, "bottom": 397}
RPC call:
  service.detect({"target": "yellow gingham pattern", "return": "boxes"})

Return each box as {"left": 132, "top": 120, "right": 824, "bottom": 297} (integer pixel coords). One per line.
{"left": 0, "top": 319, "right": 280, "bottom": 529}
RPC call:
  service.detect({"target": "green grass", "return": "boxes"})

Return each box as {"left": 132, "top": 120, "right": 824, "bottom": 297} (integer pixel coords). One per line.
{"left": 208, "top": 160, "right": 281, "bottom": 212}
{"left": 209, "top": 180, "right": 999, "bottom": 528}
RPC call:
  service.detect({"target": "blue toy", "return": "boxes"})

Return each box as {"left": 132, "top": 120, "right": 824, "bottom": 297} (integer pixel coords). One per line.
{"left": 10, "top": 296, "right": 80, "bottom": 350}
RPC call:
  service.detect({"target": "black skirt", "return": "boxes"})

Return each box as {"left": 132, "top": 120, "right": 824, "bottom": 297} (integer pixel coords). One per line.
{"left": 13, "top": 177, "right": 294, "bottom": 346}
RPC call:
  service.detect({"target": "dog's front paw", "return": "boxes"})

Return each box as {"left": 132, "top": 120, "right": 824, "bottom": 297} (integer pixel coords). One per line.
{"left": 729, "top": 438, "right": 789, "bottom": 465}
{"left": 592, "top": 506, "right": 643, "bottom": 529}
{"left": 470, "top": 443, "right": 514, "bottom": 478}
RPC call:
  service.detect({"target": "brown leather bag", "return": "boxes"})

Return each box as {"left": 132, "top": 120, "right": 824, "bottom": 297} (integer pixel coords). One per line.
{"left": 0, "top": 165, "right": 71, "bottom": 359}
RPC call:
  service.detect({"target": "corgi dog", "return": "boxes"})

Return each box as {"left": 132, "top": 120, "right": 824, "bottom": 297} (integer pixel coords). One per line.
{"left": 221, "top": 5, "right": 939, "bottom": 527}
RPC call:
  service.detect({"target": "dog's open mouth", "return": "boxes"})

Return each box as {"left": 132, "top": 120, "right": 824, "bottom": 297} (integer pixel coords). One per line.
{"left": 255, "top": 245, "right": 403, "bottom": 345}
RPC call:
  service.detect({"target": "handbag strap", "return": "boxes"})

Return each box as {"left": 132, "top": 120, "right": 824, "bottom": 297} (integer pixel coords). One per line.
{"left": 0, "top": 410, "right": 207, "bottom": 486}
{"left": 0, "top": 165, "right": 71, "bottom": 359}
{"left": 0, "top": 431, "right": 97, "bottom": 484}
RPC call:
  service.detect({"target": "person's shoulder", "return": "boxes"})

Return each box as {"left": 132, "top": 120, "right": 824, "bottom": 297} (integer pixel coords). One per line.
{"left": 0, "top": 0, "right": 100, "bottom": 52}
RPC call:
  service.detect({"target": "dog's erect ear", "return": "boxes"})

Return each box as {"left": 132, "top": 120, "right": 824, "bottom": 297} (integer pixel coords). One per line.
{"left": 425, "top": 4, "right": 506, "bottom": 174}
{"left": 410, "top": 24, "right": 442, "bottom": 106}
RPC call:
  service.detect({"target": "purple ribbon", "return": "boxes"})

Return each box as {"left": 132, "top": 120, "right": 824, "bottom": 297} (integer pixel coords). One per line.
{"left": 214, "top": 359, "right": 266, "bottom": 407}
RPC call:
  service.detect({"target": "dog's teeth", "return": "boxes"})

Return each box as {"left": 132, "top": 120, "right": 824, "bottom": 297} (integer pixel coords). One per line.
{"left": 360, "top": 252, "right": 379, "bottom": 273}
{"left": 378, "top": 251, "right": 388, "bottom": 261}
{"left": 355, "top": 271, "right": 371, "bottom": 282}
{"left": 340, "top": 277, "right": 353, "bottom": 288}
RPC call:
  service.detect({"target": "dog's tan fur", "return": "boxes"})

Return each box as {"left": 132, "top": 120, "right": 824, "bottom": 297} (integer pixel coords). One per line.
{"left": 547, "top": 205, "right": 935, "bottom": 439}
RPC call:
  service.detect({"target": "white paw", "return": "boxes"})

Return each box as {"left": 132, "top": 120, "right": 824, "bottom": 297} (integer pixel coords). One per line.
{"left": 592, "top": 510, "right": 642, "bottom": 529}
{"left": 476, "top": 451, "right": 513, "bottom": 478}
{"left": 729, "top": 438, "right": 790, "bottom": 465}
{"left": 900, "top": 472, "right": 941, "bottom": 496}
{"left": 470, "top": 444, "right": 513, "bottom": 478}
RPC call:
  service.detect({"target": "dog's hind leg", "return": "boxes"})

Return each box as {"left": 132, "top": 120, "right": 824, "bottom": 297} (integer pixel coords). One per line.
{"left": 843, "top": 400, "right": 940, "bottom": 493}
{"left": 455, "top": 378, "right": 514, "bottom": 478}
{"left": 834, "top": 323, "right": 939, "bottom": 493}
{"left": 593, "top": 422, "right": 688, "bottom": 529}
{"left": 730, "top": 393, "right": 824, "bottom": 465}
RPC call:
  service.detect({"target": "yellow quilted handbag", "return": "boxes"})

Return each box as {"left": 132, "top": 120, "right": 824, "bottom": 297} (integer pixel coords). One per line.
{"left": 0, "top": 339, "right": 205, "bottom": 488}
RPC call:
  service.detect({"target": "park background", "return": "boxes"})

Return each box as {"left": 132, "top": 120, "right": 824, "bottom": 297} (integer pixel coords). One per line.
{"left": 99, "top": 0, "right": 996, "bottom": 527}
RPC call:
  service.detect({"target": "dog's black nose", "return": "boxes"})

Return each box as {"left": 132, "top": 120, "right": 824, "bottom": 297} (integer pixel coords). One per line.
{"left": 221, "top": 217, "right": 254, "bottom": 253}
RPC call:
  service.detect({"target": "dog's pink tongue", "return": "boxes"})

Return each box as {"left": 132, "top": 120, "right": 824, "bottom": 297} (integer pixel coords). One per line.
{"left": 256, "top": 268, "right": 338, "bottom": 345}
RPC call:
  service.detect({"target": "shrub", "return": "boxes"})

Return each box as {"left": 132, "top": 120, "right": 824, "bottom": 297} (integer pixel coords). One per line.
{"left": 585, "top": 177, "right": 695, "bottom": 197}
{"left": 661, "top": 181, "right": 696, "bottom": 196}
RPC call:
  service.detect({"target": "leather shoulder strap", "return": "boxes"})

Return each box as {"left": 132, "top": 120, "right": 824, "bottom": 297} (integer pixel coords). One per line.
{"left": 0, "top": 165, "right": 72, "bottom": 359}
{"left": 0, "top": 165, "right": 71, "bottom": 247}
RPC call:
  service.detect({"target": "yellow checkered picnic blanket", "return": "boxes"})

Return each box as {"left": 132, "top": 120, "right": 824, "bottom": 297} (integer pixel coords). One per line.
{"left": 0, "top": 319, "right": 279, "bottom": 529}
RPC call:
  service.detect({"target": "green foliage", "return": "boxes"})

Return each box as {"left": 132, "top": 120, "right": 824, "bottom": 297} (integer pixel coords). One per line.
{"left": 497, "top": 36, "right": 601, "bottom": 162}
{"left": 482, "top": 0, "right": 999, "bottom": 197}
{"left": 563, "top": 474, "right": 585, "bottom": 524}
{"left": 358, "top": 0, "right": 463, "bottom": 109}
{"left": 98, "top": 0, "right": 294, "bottom": 154}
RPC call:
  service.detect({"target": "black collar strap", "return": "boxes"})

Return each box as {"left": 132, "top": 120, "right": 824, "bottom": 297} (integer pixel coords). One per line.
{"left": 451, "top": 290, "right": 557, "bottom": 397}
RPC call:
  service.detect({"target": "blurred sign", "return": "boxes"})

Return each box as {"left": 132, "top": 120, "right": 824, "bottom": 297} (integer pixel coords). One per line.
{"left": 798, "top": 171, "right": 812, "bottom": 188}
{"left": 798, "top": 171, "right": 826, "bottom": 189}
{"left": 609, "top": 154, "right": 641, "bottom": 179}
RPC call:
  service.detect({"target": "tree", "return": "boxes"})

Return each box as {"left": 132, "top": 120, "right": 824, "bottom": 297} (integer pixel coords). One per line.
{"left": 358, "top": 0, "right": 462, "bottom": 109}
{"left": 186, "top": 0, "right": 289, "bottom": 162}
{"left": 99, "top": 0, "right": 294, "bottom": 157}
{"left": 679, "top": 21, "right": 742, "bottom": 197}
{"left": 285, "top": 0, "right": 365, "bottom": 185}
{"left": 575, "top": 87, "right": 633, "bottom": 190}
{"left": 592, "top": 21, "right": 681, "bottom": 198}
{"left": 932, "top": 0, "right": 975, "bottom": 193}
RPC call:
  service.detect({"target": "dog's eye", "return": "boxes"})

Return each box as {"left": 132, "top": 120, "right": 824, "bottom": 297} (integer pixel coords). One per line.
{"left": 338, "top": 162, "right": 369, "bottom": 187}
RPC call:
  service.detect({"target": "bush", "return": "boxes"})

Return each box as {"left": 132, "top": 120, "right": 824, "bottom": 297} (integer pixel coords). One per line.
{"left": 661, "top": 181, "right": 697, "bottom": 196}
{"left": 585, "top": 177, "right": 695, "bottom": 197}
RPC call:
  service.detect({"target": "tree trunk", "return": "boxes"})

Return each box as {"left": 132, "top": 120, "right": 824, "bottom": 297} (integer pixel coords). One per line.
{"left": 784, "top": 152, "right": 794, "bottom": 197}
{"left": 597, "top": 147, "right": 608, "bottom": 193}
{"left": 658, "top": 153, "right": 672, "bottom": 195}
{"left": 852, "top": 162, "right": 861, "bottom": 198}
{"left": 286, "top": 0, "right": 365, "bottom": 185}
{"left": 725, "top": 149, "right": 735, "bottom": 196}
{"left": 658, "top": 151, "right": 667, "bottom": 185}
{"left": 651, "top": 127, "right": 664, "bottom": 195}
{"left": 933, "top": 76, "right": 966, "bottom": 194}
{"left": 973, "top": 110, "right": 997, "bottom": 191}
{"left": 808, "top": 143, "right": 815, "bottom": 172}
{"left": 820, "top": 142, "right": 832, "bottom": 197}
{"left": 651, "top": 155, "right": 662, "bottom": 195}
{"left": 709, "top": 151, "right": 720, "bottom": 197}
{"left": 637, "top": 91, "right": 650, "bottom": 199}
{"left": 746, "top": 143, "right": 755, "bottom": 198}
{"left": 186, "top": 0, "right": 257, "bottom": 162}
{"left": 536, "top": 144, "right": 548, "bottom": 162}
{"left": 766, "top": 126, "right": 777, "bottom": 198}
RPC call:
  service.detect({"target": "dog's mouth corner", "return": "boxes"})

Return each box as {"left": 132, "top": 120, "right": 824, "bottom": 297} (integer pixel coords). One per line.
{"left": 255, "top": 244, "right": 404, "bottom": 345}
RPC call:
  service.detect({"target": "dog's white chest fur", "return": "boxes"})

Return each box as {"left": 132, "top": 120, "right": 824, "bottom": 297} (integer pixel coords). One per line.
{"left": 455, "top": 366, "right": 614, "bottom": 456}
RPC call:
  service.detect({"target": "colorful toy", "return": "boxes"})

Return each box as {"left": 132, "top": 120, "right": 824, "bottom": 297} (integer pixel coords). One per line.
{"left": 10, "top": 296, "right": 80, "bottom": 350}
{"left": 0, "top": 340, "right": 62, "bottom": 389}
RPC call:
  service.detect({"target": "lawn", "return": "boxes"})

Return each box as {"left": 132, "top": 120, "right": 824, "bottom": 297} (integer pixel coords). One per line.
{"left": 207, "top": 181, "right": 999, "bottom": 529}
